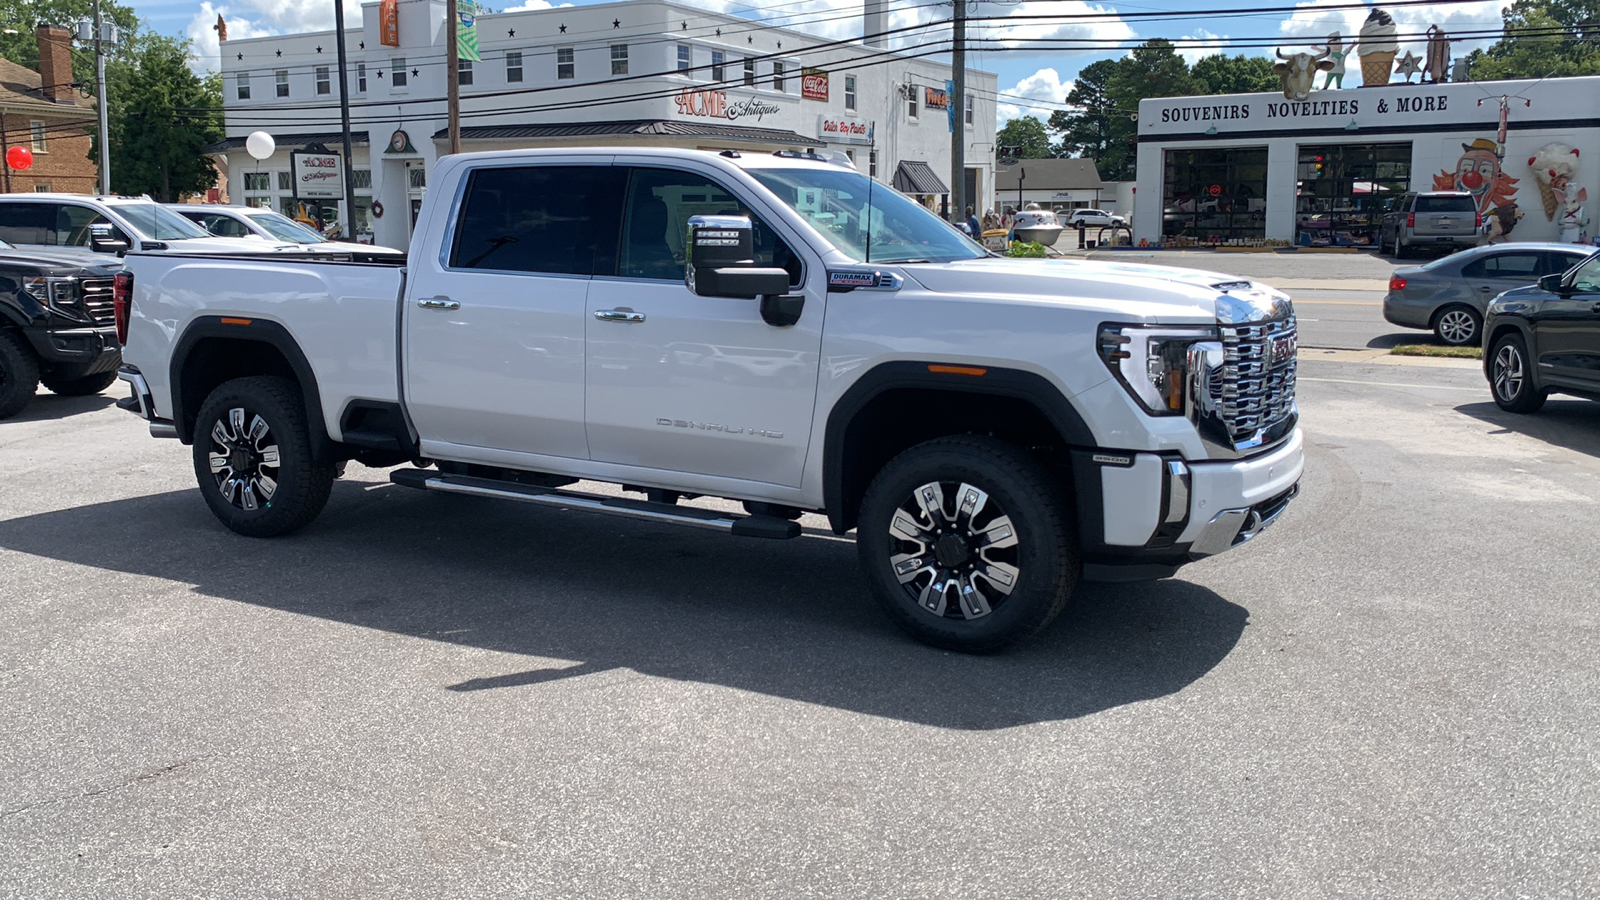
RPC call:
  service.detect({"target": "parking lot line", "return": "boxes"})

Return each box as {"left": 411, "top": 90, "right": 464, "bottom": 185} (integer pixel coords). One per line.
{"left": 1299, "top": 376, "right": 1481, "bottom": 392}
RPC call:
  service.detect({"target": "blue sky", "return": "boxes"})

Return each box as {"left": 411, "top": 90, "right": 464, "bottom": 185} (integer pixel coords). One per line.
{"left": 126, "top": 0, "right": 1514, "bottom": 124}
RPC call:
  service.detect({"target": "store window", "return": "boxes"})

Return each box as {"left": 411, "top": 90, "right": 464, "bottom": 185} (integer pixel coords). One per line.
{"left": 243, "top": 172, "right": 271, "bottom": 191}
{"left": 1294, "top": 142, "right": 1411, "bottom": 247}
{"left": 744, "top": 57, "right": 755, "bottom": 87}
{"left": 315, "top": 66, "right": 331, "bottom": 95}
{"left": 277, "top": 171, "right": 294, "bottom": 191}
{"left": 557, "top": 47, "right": 573, "bottom": 80}
{"left": 907, "top": 86, "right": 918, "bottom": 120}
{"left": 965, "top": 95, "right": 974, "bottom": 127}
{"left": 844, "top": 75, "right": 856, "bottom": 110}
{"left": 275, "top": 69, "right": 289, "bottom": 98}
{"left": 611, "top": 44, "right": 628, "bottom": 76}
{"left": 1161, "top": 147, "right": 1269, "bottom": 245}
{"left": 772, "top": 61, "right": 786, "bottom": 92}
{"left": 506, "top": 51, "right": 523, "bottom": 83}
{"left": 458, "top": 59, "right": 473, "bottom": 86}
{"left": 357, "top": 63, "right": 366, "bottom": 92}
{"left": 711, "top": 50, "right": 724, "bottom": 82}
{"left": 236, "top": 71, "right": 250, "bottom": 100}
{"left": 677, "top": 44, "right": 690, "bottom": 74}
{"left": 392, "top": 57, "right": 407, "bottom": 88}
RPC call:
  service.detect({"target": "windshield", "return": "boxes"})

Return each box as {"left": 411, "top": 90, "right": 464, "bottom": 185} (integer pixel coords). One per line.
{"left": 749, "top": 167, "right": 985, "bottom": 264}
{"left": 246, "top": 211, "right": 326, "bottom": 244}
{"left": 113, "top": 203, "right": 212, "bottom": 240}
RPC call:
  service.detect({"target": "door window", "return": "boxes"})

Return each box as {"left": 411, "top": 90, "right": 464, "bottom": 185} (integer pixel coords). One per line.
{"left": 617, "top": 167, "right": 799, "bottom": 285}
{"left": 200, "top": 214, "right": 252, "bottom": 237}
{"left": 1461, "top": 252, "right": 1541, "bottom": 280}
{"left": 1543, "top": 251, "right": 1590, "bottom": 277}
{"left": 0, "top": 203, "right": 50, "bottom": 244}
{"left": 449, "top": 165, "right": 624, "bottom": 275}
{"left": 1568, "top": 255, "right": 1600, "bottom": 293}
{"left": 53, "top": 206, "right": 119, "bottom": 246}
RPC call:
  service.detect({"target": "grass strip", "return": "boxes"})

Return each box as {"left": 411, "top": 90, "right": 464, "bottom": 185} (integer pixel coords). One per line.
{"left": 1390, "top": 343, "right": 1482, "bottom": 359}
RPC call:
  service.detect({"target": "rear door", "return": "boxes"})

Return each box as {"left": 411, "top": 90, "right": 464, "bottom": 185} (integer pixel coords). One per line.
{"left": 582, "top": 163, "right": 822, "bottom": 488}
{"left": 1531, "top": 253, "right": 1600, "bottom": 390}
{"left": 404, "top": 160, "right": 624, "bottom": 462}
{"left": 1460, "top": 250, "right": 1544, "bottom": 308}
{"left": 1413, "top": 194, "right": 1476, "bottom": 238}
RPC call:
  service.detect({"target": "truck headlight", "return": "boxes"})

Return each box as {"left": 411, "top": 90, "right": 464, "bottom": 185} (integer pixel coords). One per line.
{"left": 1097, "top": 324, "right": 1218, "bottom": 415}
{"left": 22, "top": 276, "right": 47, "bottom": 302}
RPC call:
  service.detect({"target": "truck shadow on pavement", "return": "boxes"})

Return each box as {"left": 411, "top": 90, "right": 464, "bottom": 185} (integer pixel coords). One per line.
{"left": 1454, "top": 399, "right": 1600, "bottom": 460}
{"left": 0, "top": 478, "right": 1250, "bottom": 730}
{"left": 9, "top": 392, "right": 116, "bottom": 422}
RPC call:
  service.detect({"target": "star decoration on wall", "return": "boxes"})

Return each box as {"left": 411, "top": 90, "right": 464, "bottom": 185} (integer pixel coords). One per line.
{"left": 777, "top": 41, "right": 782, "bottom": 49}
{"left": 359, "top": 41, "right": 365, "bottom": 49}
{"left": 715, "top": 28, "right": 721, "bottom": 37}
{"left": 747, "top": 35, "right": 753, "bottom": 44}
{"left": 507, "top": 28, "right": 515, "bottom": 37}
{"left": 1395, "top": 51, "right": 1423, "bottom": 83}
{"left": 559, "top": 24, "right": 567, "bottom": 33}
{"left": 237, "top": 53, "right": 243, "bottom": 61}
{"left": 411, "top": 68, "right": 419, "bottom": 77}
{"left": 613, "top": 18, "right": 621, "bottom": 28}
{"left": 315, "top": 46, "right": 322, "bottom": 53}
{"left": 681, "top": 21, "right": 687, "bottom": 30}
{"left": 275, "top": 49, "right": 282, "bottom": 57}
{"left": 376, "top": 70, "right": 384, "bottom": 78}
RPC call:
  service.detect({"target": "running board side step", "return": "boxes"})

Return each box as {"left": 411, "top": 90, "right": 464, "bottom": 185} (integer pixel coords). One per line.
{"left": 388, "top": 469, "right": 801, "bottom": 539}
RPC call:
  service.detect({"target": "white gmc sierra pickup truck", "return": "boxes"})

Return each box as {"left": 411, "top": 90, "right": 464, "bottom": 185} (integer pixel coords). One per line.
{"left": 114, "top": 148, "right": 1302, "bottom": 652}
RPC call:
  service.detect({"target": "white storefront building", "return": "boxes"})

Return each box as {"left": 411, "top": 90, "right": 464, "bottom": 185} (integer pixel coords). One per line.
{"left": 211, "top": 0, "right": 997, "bottom": 249}
{"left": 1133, "top": 76, "right": 1598, "bottom": 249}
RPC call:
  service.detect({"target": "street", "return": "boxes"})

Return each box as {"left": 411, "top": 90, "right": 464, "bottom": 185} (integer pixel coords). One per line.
{"left": 2, "top": 342, "right": 1597, "bottom": 897}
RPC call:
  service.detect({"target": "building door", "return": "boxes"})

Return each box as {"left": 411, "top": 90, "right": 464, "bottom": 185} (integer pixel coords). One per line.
{"left": 1294, "top": 143, "right": 1411, "bottom": 246}
{"left": 1161, "top": 147, "right": 1268, "bottom": 244}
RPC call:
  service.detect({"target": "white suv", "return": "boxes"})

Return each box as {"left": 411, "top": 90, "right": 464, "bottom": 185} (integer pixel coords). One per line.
{"left": 1064, "top": 209, "right": 1126, "bottom": 228}
{"left": 0, "top": 194, "right": 299, "bottom": 256}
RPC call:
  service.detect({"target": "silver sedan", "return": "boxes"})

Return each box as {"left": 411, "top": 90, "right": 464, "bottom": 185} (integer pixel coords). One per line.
{"left": 1382, "top": 242, "right": 1594, "bottom": 346}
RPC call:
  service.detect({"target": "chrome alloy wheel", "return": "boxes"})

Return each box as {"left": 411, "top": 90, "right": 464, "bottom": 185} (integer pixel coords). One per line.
{"left": 887, "top": 481, "right": 1021, "bottom": 620}
{"left": 207, "top": 406, "right": 281, "bottom": 511}
{"left": 1437, "top": 309, "right": 1478, "bottom": 345}
{"left": 1492, "top": 343, "right": 1526, "bottom": 402}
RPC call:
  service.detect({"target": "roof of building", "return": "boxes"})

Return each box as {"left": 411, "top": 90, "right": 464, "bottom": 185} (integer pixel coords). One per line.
{"left": 202, "top": 131, "right": 371, "bottom": 154}
{"left": 892, "top": 160, "right": 948, "bottom": 194}
{"left": 0, "top": 57, "right": 95, "bottom": 115}
{"left": 432, "top": 120, "right": 816, "bottom": 146}
{"left": 994, "top": 157, "right": 1102, "bottom": 192}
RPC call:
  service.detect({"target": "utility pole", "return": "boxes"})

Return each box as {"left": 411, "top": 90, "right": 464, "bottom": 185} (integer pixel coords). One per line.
{"left": 446, "top": 0, "right": 461, "bottom": 154}
{"left": 94, "top": 0, "right": 110, "bottom": 195}
{"left": 334, "top": 0, "right": 359, "bottom": 238}
{"left": 949, "top": 0, "right": 966, "bottom": 224}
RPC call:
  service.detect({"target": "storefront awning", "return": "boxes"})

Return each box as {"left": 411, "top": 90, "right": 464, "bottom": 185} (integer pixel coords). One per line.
{"left": 432, "top": 120, "right": 815, "bottom": 147}
{"left": 201, "top": 131, "right": 369, "bottom": 154}
{"left": 893, "top": 160, "right": 948, "bottom": 194}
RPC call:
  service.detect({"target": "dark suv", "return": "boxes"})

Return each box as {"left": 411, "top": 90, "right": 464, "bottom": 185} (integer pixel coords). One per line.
{"left": 1379, "top": 191, "right": 1480, "bottom": 258}
{"left": 0, "top": 242, "right": 123, "bottom": 418}
{"left": 1483, "top": 249, "right": 1600, "bottom": 413}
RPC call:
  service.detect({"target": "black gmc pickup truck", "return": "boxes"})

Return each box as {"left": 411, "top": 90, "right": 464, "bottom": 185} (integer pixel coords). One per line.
{"left": 0, "top": 242, "right": 122, "bottom": 419}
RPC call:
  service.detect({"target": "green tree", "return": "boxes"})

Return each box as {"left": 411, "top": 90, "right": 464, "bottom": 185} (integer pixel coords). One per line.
{"left": 0, "top": 0, "right": 141, "bottom": 85}
{"left": 996, "top": 115, "right": 1053, "bottom": 159}
{"left": 1467, "top": 0, "right": 1600, "bottom": 79}
{"left": 98, "top": 35, "right": 222, "bottom": 201}
{"left": 1048, "top": 59, "right": 1126, "bottom": 173}
{"left": 1191, "top": 53, "right": 1281, "bottom": 95}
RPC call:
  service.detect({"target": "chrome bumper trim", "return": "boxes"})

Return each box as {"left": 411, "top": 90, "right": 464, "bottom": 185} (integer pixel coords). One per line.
{"left": 1189, "top": 482, "right": 1299, "bottom": 558}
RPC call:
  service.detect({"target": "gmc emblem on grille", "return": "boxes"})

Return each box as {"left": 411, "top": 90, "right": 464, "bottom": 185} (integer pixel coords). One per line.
{"left": 1269, "top": 334, "right": 1297, "bottom": 366}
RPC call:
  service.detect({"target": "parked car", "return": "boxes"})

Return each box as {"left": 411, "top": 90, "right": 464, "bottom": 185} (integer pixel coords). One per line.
{"left": 116, "top": 146, "right": 1301, "bottom": 652}
{"left": 1377, "top": 191, "right": 1480, "bottom": 258}
{"left": 169, "top": 204, "right": 404, "bottom": 258}
{"left": 1382, "top": 242, "right": 1591, "bottom": 346}
{"left": 0, "top": 194, "right": 302, "bottom": 256}
{"left": 0, "top": 241, "right": 122, "bottom": 418}
{"left": 1483, "top": 249, "right": 1600, "bottom": 413}
{"left": 1063, "top": 209, "right": 1125, "bottom": 228}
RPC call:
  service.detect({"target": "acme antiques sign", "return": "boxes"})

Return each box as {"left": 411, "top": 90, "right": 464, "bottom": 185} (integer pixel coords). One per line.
{"left": 289, "top": 150, "right": 344, "bottom": 199}
{"left": 674, "top": 88, "right": 782, "bottom": 123}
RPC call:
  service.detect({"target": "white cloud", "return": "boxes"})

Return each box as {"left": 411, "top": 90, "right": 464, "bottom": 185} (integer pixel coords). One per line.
{"left": 187, "top": 3, "right": 281, "bottom": 74}
{"left": 971, "top": 1, "right": 1136, "bottom": 50}
{"left": 1178, "top": 28, "right": 1229, "bottom": 67}
{"left": 996, "top": 67, "right": 1074, "bottom": 127}
{"left": 1278, "top": 1, "right": 1511, "bottom": 58}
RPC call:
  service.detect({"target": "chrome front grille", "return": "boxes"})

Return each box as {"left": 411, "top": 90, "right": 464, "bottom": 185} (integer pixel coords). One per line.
{"left": 1216, "top": 316, "right": 1297, "bottom": 440}
{"left": 80, "top": 277, "right": 115, "bottom": 325}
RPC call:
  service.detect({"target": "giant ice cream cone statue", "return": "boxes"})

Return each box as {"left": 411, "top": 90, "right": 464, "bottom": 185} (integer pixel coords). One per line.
{"left": 1359, "top": 8, "right": 1398, "bottom": 87}
{"left": 1529, "top": 142, "right": 1581, "bottom": 220}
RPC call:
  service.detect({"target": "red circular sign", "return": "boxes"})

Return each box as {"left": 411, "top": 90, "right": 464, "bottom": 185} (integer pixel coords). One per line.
{"left": 1207, "top": 183, "right": 1223, "bottom": 197}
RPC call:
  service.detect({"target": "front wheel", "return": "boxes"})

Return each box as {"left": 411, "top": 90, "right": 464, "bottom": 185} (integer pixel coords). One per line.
{"left": 0, "top": 330, "right": 41, "bottom": 420}
{"left": 42, "top": 369, "right": 119, "bottom": 396}
{"left": 192, "top": 376, "right": 335, "bottom": 536}
{"left": 1489, "top": 332, "right": 1546, "bottom": 413}
{"left": 856, "top": 436, "right": 1079, "bottom": 653}
{"left": 1433, "top": 305, "right": 1482, "bottom": 346}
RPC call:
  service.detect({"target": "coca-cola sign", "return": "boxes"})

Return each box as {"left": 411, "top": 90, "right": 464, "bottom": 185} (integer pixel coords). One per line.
{"left": 801, "top": 68, "right": 828, "bottom": 101}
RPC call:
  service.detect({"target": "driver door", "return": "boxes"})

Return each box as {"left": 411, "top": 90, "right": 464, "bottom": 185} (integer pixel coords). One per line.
{"left": 1533, "top": 253, "right": 1600, "bottom": 391}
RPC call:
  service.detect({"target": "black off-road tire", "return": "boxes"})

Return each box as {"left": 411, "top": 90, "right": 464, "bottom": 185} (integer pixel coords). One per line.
{"left": 192, "top": 376, "right": 335, "bottom": 537}
{"left": 856, "top": 435, "right": 1079, "bottom": 653}
{"left": 1488, "top": 331, "right": 1547, "bottom": 414}
{"left": 41, "top": 369, "right": 119, "bottom": 397}
{"left": 0, "top": 330, "right": 41, "bottom": 420}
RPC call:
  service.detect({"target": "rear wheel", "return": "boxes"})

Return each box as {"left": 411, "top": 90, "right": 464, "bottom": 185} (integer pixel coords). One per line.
{"left": 0, "top": 330, "right": 40, "bottom": 420}
{"left": 1489, "top": 332, "right": 1546, "bottom": 413}
{"left": 41, "top": 369, "right": 118, "bottom": 396}
{"left": 856, "top": 436, "right": 1078, "bottom": 653}
{"left": 192, "top": 376, "right": 335, "bottom": 536}
{"left": 1433, "top": 305, "right": 1482, "bottom": 346}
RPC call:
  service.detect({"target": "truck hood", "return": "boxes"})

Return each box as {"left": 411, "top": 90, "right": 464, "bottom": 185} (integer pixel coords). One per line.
{"left": 898, "top": 257, "right": 1291, "bottom": 323}
{"left": 0, "top": 248, "right": 122, "bottom": 276}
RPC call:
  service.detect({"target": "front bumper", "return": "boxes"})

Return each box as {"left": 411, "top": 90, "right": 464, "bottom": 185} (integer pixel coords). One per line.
{"left": 1076, "top": 429, "right": 1304, "bottom": 580}
{"left": 22, "top": 325, "right": 120, "bottom": 375}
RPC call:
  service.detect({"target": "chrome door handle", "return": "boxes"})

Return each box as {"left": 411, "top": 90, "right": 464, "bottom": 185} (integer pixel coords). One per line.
{"left": 594, "top": 309, "right": 646, "bottom": 323}
{"left": 418, "top": 297, "right": 460, "bottom": 310}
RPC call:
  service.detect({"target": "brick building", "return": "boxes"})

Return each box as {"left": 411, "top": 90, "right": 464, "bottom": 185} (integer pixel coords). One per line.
{"left": 0, "top": 26, "right": 97, "bottom": 194}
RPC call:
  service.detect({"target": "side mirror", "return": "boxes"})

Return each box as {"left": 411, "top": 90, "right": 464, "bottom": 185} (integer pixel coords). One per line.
{"left": 88, "top": 223, "right": 130, "bottom": 254}
{"left": 685, "top": 215, "right": 791, "bottom": 299}
{"left": 1538, "top": 273, "right": 1565, "bottom": 293}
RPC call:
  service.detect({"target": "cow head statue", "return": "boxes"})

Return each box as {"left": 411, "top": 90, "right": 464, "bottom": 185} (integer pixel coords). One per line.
{"left": 1273, "top": 48, "right": 1336, "bottom": 101}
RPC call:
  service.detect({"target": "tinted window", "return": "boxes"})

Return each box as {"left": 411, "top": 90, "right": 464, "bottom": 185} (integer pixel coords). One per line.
{"left": 112, "top": 203, "right": 211, "bottom": 240}
{"left": 751, "top": 167, "right": 985, "bottom": 264}
{"left": 1570, "top": 255, "right": 1600, "bottom": 293}
{"left": 197, "top": 214, "right": 253, "bottom": 238}
{"left": 1415, "top": 195, "right": 1475, "bottom": 213}
{"left": 450, "top": 166, "right": 623, "bottom": 275}
{"left": 1461, "top": 252, "right": 1541, "bottom": 280}
{"left": 0, "top": 203, "right": 51, "bottom": 244}
{"left": 52, "top": 206, "right": 120, "bottom": 247}
{"left": 618, "top": 167, "right": 798, "bottom": 284}
{"left": 1543, "top": 251, "right": 1590, "bottom": 277}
